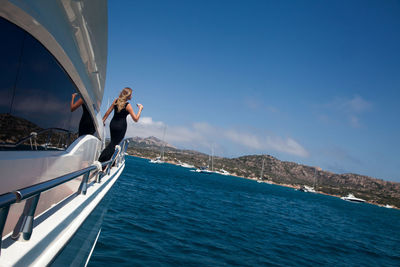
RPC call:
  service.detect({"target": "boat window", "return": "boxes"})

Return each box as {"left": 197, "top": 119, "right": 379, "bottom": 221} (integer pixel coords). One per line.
{"left": 0, "top": 17, "right": 95, "bottom": 151}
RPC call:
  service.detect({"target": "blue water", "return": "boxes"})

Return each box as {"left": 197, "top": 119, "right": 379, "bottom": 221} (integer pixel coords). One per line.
{"left": 88, "top": 156, "right": 400, "bottom": 266}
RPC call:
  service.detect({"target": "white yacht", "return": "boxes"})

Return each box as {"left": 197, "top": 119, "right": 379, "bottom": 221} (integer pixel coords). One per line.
{"left": 177, "top": 161, "right": 195, "bottom": 169}
{"left": 214, "top": 169, "right": 230, "bottom": 176}
{"left": 149, "top": 156, "right": 164, "bottom": 164}
{"left": 341, "top": 193, "right": 366, "bottom": 203}
{"left": 0, "top": 1, "right": 128, "bottom": 266}
{"left": 195, "top": 166, "right": 213, "bottom": 174}
{"left": 298, "top": 185, "right": 316, "bottom": 193}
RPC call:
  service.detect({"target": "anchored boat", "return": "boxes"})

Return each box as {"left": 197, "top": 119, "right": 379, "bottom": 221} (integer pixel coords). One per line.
{"left": 341, "top": 193, "right": 366, "bottom": 203}
{"left": 0, "top": 1, "right": 128, "bottom": 265}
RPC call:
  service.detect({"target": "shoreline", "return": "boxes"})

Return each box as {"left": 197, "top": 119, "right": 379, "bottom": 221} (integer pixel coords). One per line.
{"left": 127, "top": 154, "right": 399, "bottom": 210}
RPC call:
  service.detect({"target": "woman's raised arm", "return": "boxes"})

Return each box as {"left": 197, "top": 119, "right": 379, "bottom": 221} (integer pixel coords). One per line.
{"left": 126, "top": 103, "right": 143, "bottom": 122}
{"left": 70, "top": 93, "right": 84, "bottom": 112}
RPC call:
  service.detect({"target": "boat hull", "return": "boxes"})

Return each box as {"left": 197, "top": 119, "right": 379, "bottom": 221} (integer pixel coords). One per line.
{"left": 0, "top": 162, "right": 125, "bottom": 266}
{"left": 341, "top": 198, "right": 365, "bottom": 203}
{"left": 50, "top": 176, "right": 115, "bottom": 266}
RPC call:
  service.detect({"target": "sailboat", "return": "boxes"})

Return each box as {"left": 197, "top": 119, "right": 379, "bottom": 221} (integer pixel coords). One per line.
{"left": 299, "top": 167, "right": 319, "bottom": 193}
{"left": 196, "top": 145, "right": 214, "bottom": 174}
{"left": 150, "top": 126, "right": 166, "bottom": 164}
{"left": 257, "top": 157, "right": 265, "bottom": 183}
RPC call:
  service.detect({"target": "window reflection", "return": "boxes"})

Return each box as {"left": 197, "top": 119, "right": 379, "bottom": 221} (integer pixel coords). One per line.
{"left": 0, "top": 17, "right": 94, "bottom": 150}
{"left": 0, "top": 17, "right": 24, "bottom": 114}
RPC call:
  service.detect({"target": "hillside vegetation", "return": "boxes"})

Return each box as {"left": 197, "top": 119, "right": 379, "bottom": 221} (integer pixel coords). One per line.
{"left": 127, "top": 137, "right": 400, "bottom": 208}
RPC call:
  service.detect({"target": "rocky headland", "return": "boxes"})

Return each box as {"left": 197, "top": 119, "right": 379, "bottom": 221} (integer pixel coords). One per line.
{"left": 127, "top": 136, "right": 400, "bottom": 208}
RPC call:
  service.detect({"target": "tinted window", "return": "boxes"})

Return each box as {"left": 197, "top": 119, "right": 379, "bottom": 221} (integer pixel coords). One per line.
{"left": 0, "top": 17, "right": 94, "bottom": 150}
{"left": 0, "top": 18, "right": 24, "bottom": 114}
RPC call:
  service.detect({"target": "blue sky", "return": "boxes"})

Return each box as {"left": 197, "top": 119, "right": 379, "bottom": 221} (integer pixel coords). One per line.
{"left": 102, "top": 0, "right": 400, "bottom": 182}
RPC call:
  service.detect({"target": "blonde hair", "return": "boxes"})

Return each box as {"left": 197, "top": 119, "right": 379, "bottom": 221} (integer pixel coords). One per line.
{"left": 116, "top": 87, "right": 132, "bottom": 112}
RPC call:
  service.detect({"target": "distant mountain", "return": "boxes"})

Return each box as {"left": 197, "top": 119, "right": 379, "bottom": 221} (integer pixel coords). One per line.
{"left": 0, "top": 113, "right": 43, "bottom": 143}
{"left": 126, "top": 136, "right": 400, "bottom": 208}
{"left": 130, "top": 136, "right": 176, "bottom": 149}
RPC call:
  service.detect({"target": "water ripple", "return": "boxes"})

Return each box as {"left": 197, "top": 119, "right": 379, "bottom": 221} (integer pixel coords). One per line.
{"left": 89, "top": 157, "right": 400, "bottom": 267}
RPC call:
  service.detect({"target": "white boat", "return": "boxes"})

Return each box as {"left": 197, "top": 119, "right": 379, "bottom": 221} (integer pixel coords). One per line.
{"left": 341, "top": 193, "right": 366, "bottom": 203}
{"left": 196, "top": 145, "right": 214, "bottom": 174}
{"left": 178, "top": 161, "right": 195, "bottom": 169}
{"left": 0, "top": 1, "right": 128, "bottom": 265}
{"left": 149, "top": 156, "right": 164, "bottom": 164}
{"left": 298, "top": 167, "right": 319, "bottom": 193}
{"left": 149, "top": 126, "right": 167, "bottom": 164}
{"left": 214, "top": 169, "right": 230, "bottom": 176}
{"left": 298, "top": 185, "right": 316, "bottom": 193}
{"left": 181, "top": 163, "right": 195, "bottom": 168}
{"left": 195, "top": 166, "right": 213, "bottom": 174}
{"left": 383, "top": 204, "right": 393, "bottom": 209}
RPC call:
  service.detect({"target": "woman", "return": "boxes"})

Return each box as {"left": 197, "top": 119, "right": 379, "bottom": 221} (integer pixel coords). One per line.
{"left": 70, "top": 93, "right": 96, "bottom": 136}
{"left": 98, "top": 87, "right": 143, "bottom": 162}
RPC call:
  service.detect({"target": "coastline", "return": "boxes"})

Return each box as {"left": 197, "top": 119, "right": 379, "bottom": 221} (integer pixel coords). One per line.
{"left": 127, "top": 154, "right": 399, "bottom": 210}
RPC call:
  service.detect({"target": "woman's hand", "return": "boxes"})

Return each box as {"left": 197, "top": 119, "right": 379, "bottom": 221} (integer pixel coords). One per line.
{"left": 72, "top": 93, "right": 77, "bottom": 99}
{"left": 137, "top": 103, "right": 144, "bottom": 110}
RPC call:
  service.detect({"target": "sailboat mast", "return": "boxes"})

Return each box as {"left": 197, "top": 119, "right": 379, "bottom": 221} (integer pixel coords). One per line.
{"left": 161, "top": 126, "right": 166, "bottom": 160}
{"left": 313, "top": 167, "right": 319, "bottom": 190}
{"left": 313, "top": 166, "right": 322, "bottom": 190}
{"left": 211, "top": 145, "right": 214, "bottom": 171}
{"left": 260, "top": 156, "right": 265, "bottom": 180}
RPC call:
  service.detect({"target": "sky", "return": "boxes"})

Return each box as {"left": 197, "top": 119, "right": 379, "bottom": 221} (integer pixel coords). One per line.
{"left": 101, "top": 0, "right": 400, "bottom": 182}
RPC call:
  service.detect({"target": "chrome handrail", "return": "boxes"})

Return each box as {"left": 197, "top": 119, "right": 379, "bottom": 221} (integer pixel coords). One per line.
{"left": 0, "top": 138, "right": 130, "bottom": 255}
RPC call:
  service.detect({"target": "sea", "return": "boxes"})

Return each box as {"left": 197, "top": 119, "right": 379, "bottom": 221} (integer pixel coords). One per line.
{"left": 88, "top": 156, "right": 400, "bottom": 267}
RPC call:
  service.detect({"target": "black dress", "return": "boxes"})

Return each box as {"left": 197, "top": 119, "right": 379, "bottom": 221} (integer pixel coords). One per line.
{"left": 98, "top": 102, "right": 129, "bottom": 162}
{"left": 78, "top": 104, "right": 96, "bottom": 136}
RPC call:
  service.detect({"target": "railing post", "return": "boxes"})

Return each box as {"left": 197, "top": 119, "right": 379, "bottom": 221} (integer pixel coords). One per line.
{"left": 119, "top": 141, "right": 126, "bottom": 166}
{"left": 106, "top": 161, "right": 111, "bottom": 176}
{"left": 96, "top": 172, "right": 101, "bottom": 183}
{"left": 0, "top": 205, "right": 10, "bottom": 255}
{"left": 11, "top": 193, "right": 41, "bottom": 241}
{"left": 116, "top": 144, "right": 121, "bottom": 167}
{"left": 114, "top": 145, "right": 120, "bottom": 168}
{"left": 92, "top": 161, "right": 102, "bottom": 183}
{"left": 117, "top": 145, "right": 122, "bottom": 167}
{"left": 78, "top": 172, "right": 90, "bottom": 195}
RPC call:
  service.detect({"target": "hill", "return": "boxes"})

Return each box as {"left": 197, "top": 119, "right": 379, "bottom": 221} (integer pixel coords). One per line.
{"left": 126, "top": 137, "right": 400, "bottom": 208}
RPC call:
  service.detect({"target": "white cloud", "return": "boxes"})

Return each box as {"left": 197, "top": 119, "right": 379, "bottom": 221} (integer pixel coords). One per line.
{"left": 110, "top": 116, "right": 309, "bottom": 158}
{"left": 267, "top": 136, "right": 310, "bottom": 157}
{"left": 322, "top": 94, "right": 372, "bottom": 128}
{"left": 192, "top": 122, "right": 216, "bottom": 134}
{"left": 340, "top": 95, "right": 372, "bottom": 113}
{"left": 137, "top": 116, "right": 164, "bottom": 127}
{"left": 222, "top": 129, "right": 309, "bottom": 157}
{"left": 224, "top": 130, "right": 263, "bottom": 149}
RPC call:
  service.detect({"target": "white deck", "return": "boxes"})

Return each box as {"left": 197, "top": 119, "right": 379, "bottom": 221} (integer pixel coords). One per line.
{"left": 0, "top": 162, "right": 124, "bottom": 266}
